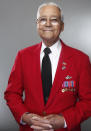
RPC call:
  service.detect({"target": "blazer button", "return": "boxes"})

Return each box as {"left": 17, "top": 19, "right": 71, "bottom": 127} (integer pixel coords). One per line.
{"left": 43, "top": 111, "right": 46, "bottom": 116}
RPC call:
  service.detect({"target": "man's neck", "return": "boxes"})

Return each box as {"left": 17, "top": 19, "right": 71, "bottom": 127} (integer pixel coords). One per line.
{"left": 43, "top": 38, "right": 60, "bottom": 47}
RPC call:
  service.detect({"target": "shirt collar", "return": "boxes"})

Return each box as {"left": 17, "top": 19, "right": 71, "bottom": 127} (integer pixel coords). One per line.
{"left": 41, "top": 39, "right": 61, "bottom": 56}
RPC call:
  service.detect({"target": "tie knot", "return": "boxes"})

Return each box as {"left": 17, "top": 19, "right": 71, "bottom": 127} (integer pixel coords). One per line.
{"left": 44, "top": 47, "right": 51, "bottom": 55}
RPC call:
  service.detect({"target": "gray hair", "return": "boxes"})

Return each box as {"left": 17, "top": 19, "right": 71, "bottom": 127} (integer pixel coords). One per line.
{"left": 37, "top": 2, "right": 64, "bottom": 22}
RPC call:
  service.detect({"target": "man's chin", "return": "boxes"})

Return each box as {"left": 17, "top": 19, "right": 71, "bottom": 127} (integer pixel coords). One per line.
{"left": 41, "top": 35, "right": 54, "bottom": 41}
{"left": 42, "top": 37, "right": 54, "bottom": 42}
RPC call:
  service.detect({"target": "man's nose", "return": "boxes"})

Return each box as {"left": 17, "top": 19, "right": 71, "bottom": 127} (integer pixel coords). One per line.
{"left": 45, "top": 19, "right": 52, "bottom": 26}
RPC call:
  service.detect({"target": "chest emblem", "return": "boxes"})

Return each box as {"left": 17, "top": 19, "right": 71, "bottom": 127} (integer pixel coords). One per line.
{"left": 65, "top": 75, "right": 72, "bottom": 80}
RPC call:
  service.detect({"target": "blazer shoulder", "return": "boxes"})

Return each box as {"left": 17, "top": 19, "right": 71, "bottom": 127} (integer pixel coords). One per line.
{"left": 18, "top": 42, "right": 41, "bottom": 55}
{"left": 65, "top": 43, "right": 89, "bottom": 59}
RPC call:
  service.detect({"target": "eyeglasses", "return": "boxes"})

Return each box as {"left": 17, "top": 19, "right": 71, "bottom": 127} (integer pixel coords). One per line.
{"left": 37, "top": 17, "right": 61, "bottom": 25}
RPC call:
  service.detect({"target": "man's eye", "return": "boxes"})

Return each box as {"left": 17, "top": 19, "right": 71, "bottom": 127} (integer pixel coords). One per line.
{"left": 40, "top": 18, "right": 46, "bottom": 22}
{"left": 51, "top": 19, "right": 58, "bottom": 22}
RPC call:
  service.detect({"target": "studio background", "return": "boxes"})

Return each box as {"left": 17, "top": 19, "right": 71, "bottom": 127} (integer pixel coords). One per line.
{"left": 0, "top": 0, "right": 91, "bottom": 131}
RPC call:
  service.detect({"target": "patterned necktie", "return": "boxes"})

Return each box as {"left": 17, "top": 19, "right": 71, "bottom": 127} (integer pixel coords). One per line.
{"left": 41, "top": 47, "right": 52, "bottom": 104}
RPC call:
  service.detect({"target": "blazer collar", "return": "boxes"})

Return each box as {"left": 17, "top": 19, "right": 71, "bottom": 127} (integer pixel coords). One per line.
{"left": 33, "top": 39, "right": 74, "bottom": 60}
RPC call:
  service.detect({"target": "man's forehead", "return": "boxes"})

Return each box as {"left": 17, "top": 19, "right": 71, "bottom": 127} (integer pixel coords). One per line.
{"left": 39, "top": 5, "right": 61, "bottom": 17}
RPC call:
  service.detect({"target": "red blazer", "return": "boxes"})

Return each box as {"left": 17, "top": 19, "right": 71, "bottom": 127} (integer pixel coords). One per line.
{"left": 4, "top": 40, "right": 91, "bottom": 131}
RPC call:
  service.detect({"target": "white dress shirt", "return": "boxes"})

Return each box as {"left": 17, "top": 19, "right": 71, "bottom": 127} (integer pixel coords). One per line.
{"left": 40, "top": 40, "right": 61, "bottom": 84}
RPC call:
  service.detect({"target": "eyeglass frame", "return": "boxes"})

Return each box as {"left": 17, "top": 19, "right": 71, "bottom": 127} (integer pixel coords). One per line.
{"left": 36, "top": 16, "right": 62, "bottom": 25}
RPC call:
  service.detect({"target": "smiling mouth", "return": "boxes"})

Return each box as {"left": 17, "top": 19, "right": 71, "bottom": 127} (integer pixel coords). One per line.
{"left": 39, "top": 28, "right": 53, "bottom": 31}
{"left": 43, "top": 29, "right": 53, "bottom": 31}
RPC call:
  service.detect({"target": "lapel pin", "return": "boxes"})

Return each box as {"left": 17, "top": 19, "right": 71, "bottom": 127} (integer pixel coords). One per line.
{"left": 62, "top": 66, "right": 66, "bottom": 70}
{"left": 65, "top": 75, "right": 72, "bottom": 80}
{"left": 62, "top": 62, "right": 67, "bottom": 70}
{"left": 62, "top": 62, "right": 67, "bottom": 65}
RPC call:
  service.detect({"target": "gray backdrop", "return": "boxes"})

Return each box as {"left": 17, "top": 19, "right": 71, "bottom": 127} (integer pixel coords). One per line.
{"left": 0, "top": 0, "right": 91, "bottom": 131}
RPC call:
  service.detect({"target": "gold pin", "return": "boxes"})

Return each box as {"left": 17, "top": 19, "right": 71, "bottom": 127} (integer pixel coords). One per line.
{"left": 62, "top": 62, "right": 67, "bottom": 65}
{"left": 62, "top": 89, "right": 65, "bottom": 92}
{"left": 62, "top": 88, "right": 67, "bottom": 92}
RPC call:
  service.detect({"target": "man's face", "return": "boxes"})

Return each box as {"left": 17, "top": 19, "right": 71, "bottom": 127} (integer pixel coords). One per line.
{"left": 37, "top": 5, "right": 64, "bottom": 44}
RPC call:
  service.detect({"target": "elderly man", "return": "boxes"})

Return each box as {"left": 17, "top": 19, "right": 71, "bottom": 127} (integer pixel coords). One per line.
{"left": 4, "top": 2, "right": 91, "bottom": 131}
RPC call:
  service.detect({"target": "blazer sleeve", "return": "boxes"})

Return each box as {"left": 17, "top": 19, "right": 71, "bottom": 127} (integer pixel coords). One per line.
{"left": 4, "top": 51, "right": 29, "bottom": 124}
{"left": 62, "top": 55, "right": 91, "bottom": 130}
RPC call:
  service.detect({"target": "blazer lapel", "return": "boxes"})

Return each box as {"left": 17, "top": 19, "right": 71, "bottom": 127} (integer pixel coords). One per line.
{"left": 45, "top": 40, "right": 73, "bottom": 108}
